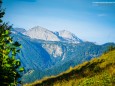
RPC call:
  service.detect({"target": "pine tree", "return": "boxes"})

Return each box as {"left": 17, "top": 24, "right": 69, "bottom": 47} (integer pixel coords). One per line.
{"left": 0, "top": 0, "right": 24, "bottom": 85}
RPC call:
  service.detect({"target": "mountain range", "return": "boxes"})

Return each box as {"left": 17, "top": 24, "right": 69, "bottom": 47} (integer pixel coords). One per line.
{"left": 12, "top": 26, "right": 115, "bottom": 83}
{"left": 23, "top": 26, "right": 83, "bottom": 43}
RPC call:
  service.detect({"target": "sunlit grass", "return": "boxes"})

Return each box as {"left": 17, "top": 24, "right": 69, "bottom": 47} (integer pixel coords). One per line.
{"left": 24, "top": 50, "right": 115, "bottom": 86}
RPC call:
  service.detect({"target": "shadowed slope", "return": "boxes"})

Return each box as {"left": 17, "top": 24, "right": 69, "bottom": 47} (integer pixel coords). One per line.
{"left": 25, "top": 49, "right": 115, "bottom": 86}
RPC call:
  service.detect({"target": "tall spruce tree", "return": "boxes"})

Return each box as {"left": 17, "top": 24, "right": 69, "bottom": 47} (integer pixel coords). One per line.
{"left": 0, "top": 0, "right": 24, "bottom": 85}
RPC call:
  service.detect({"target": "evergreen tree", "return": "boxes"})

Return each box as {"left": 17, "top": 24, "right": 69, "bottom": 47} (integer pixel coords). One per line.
{"left": 0, "top": 0, "right": 24, "bottom": 85}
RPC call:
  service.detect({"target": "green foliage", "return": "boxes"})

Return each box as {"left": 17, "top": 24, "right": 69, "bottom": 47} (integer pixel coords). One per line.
{"left": 0, "top": 0, "right": 24, "bottom": 85}
{"left": 25, "top": 50, "right": 115, "bottom": 86}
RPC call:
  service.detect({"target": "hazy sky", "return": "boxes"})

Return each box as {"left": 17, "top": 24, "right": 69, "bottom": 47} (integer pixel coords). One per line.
{"left": 2, "top": 0, "right": 115, "bottom": 44}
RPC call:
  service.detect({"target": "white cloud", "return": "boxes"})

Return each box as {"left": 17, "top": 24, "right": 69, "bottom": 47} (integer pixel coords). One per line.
{"left": 92, "top": 1, "right": 115, "bottom": 6}
{"left": 97, "top": 14, "right": 107, "bottom": 17}
{"left": 92, "top": 2, "right": 115, "bottom": 4}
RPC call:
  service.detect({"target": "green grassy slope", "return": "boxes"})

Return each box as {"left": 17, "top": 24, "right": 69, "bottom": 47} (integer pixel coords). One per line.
{"left": 24, "top": 50, "right": 115, "bottom": 86}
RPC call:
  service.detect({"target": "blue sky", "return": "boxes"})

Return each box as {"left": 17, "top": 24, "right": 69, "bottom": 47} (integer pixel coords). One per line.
{"left": 2, "top": 0, "right": 115, "bottom": 44}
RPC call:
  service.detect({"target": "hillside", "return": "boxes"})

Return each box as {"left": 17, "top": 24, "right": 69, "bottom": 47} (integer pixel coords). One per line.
{"left": 24, "top": 49, "right": 115, "bottom": 86}
{"left": 12, "top": 29, "right": 115, "bottom": 83}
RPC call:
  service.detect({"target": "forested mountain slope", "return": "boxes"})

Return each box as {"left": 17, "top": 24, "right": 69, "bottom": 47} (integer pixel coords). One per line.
{"left": 12, "top": 28, "right": 115, "bottom": 83}
{"left": 25, "top": 49, "right": 115, "bottom": 86}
